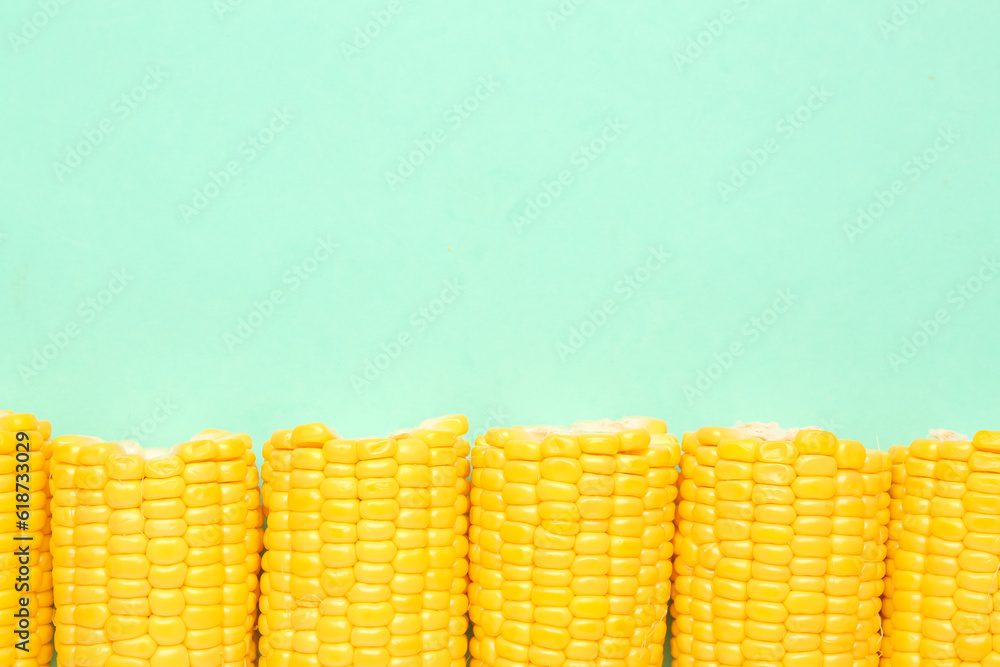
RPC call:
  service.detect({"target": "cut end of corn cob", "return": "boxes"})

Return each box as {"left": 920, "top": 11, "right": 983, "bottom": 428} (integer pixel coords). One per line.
{"left": 415, "top": 414, "right": 470, "bottom": 436}
{"left": 508, "top": 415, "right": 668, "bottom": 440}
{"left": 470, "top": 416, "right": 678, "bottom": 667}
{"left": 732, "top": 421, "right": 826, "bottom": 442}
{"left": 260, "top": 415, "right": 470, "bottom": 667}
{"left": 0, "top": 411, "right": 54, "bottom": 667}
{"left": 50, "top": 430, "right": 262, "bottom": 667}
{"left": 673, "top": 425, "right": 890, "bottom": 667}
{"left": 928, "top": 428, "right": 970, "bottom": 442}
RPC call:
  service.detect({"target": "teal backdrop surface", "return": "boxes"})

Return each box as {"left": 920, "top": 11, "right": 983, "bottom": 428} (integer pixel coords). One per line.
{"left": 2, "top": 2, "right": 999, "bottom": 457}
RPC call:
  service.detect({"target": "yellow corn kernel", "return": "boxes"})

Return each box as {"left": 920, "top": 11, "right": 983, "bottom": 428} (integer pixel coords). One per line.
{"left": 471, "top": 417, "right": 677, "bottom": 667}
{"left": 51, "top": 429, "right": 261, "bottom": 667}
{"left": 260, "top": 415, "right": 469, "bottom": 667}
{"left": 672, "top": 424, "right": 889, "bottom": 667}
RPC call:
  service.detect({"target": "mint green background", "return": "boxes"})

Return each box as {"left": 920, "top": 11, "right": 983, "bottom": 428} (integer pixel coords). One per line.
{"left": 4, "top": 3, "right": 1000, "bottom": 453}
{"left": 2, "top": 3, "right": 1000, "bottom": 666}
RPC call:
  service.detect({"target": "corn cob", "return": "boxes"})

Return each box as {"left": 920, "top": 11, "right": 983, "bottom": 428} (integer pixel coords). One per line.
{"left": 50, "top": 430, "right": 262, "bottom": 667}
{"left": 0, "top": 411, "right": 53, "bottom": 667}
{"left": 882, "top": 429, "right": 1000, "bottom": 667}
{"left": 672, "top": 424, "right": 890, "bottom": 667}
{"left": 258, "top": 415, "right": 469, "bottom": 667}
{"left": 468, "top": 416, "right": 679, "bottom": 667}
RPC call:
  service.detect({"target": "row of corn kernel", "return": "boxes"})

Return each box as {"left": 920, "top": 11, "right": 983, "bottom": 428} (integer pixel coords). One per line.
{"left": 668, "top": 429, "right": 691, "bottom": 667}
{"left": 879, "top": 446, "right": 908, "bottom": 667}
{"left": 260, "top": 422, "right": 344, "bottom": 667}
{"left": 636, "top": 431, "right": 680, "bottom": 666}
{"left": 391, "top": 417, "right": 471, "bottom": 667}
{"left": 0, "top": 411, "right": 53, "bottom": 667}
{"left": 257, "top": 424, "right": 292, "bottom": 667}
{"left": 822, "top": 441, "right": 867, "bottom": 667}
{"left": 855, "top": 451, "right": 891, "bottom": 667}
{"left": 883, "top": 436, "right": 928, "bottom": 667}
{"left": 467, "top": 427, "right": 499, "bottom": 666}
{"left": 450, "top": 427, "right": 472, "bottom": 667}
{"left": 194, "top": 430, "right": 264, "bottom": 663}
{"left": 259, "top": 416, "right": 467, "bottom": 667}
{"left": 882, "top": 431, "right": 1000, "bottom": 667}
{"left": 671, "top": 426, "right": 723, "bottom": 667}
{"left": 246, "top": 436, "right": 265, "bottom": 662}
{"left": 672, "top": 427, "right": 890, "bottom": 667}
{"left": 50, "top": 431, "right": 260, "bottom": 667}
{"left": 468, "top": 418, "right": 678, "bottom": 667}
